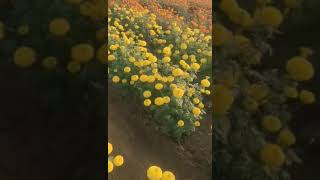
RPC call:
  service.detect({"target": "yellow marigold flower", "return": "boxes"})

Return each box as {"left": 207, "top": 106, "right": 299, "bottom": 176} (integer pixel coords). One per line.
{"left": 286, "top": 56, "right": 314, "bottom": 81}
{"left": 192, "top": 107, "right": 201, "bottom": 116}
{"left": 191, "top": 63, "right": 200, "bottom": 71}
{"left": 138, "top": 40, "right": 147, "bottom": 46}
{"left": 194, "top": 121, "right": 201, "bottom": 127}
{"left": 150, "top": 30, "right": 156, "bottom": 36}
{"left": 144, "top": 99, "right": 152, "bottom": 106}
{"left": 110, "top": 44, "right": 118, "bottom": 51}
{"left": 201, "top": 79, "right": 211, "bottom": 88}
{"left": 256, "top": 6, "right": 283, "bottom": 28}
{"left": 182, "top": 54, "right": 188, "bottom": 60}
{"left": 278, "top": 129, "right": 296, "bottom": 146}
{"left": 180, "top": 43, "right": 187, "bottom": 50}
{"left": 108, "top": 160, "right": 114, "bottom": 173}
{"left": 177, "top": 120, "right": 184, "bottom": 127}
{"left": 143, "top": 90, "right": 152, "bottom": 98}
{"left": 163, "top": 47, "right": 171, "bottom": 56}
{"left": 67, "top": 61, "right": 81, "bottom": 73}
{"left": 155, "top": 83, "right": 164, "bottom": 90}
{"left": 140, "top": 74, "right": 149, "bottom": 82}
{"left": 149, "top": 55, "right": 157, "bottom": 63}
{"left": 172, "top": 87, "right": 185, "bottom": 98}
{"left": 112, "top": 76, "right": 120, "bottom": 83}
{"left": 193, "top": 98, "right": 200, "bottom": 104}
{"left": 260, "top": 143, "right": 285, "bottom": 167}
{"left": 129, "top": 57, "right": 136, "bottom": 62}
{"left": 147, "top": 75, "right": 156, "bottom": 83}
{"left": 163, "top": 96, "right": 170, "bottom": 103}
{"left": 42, "top": 56, "right": 58, "bottom": 69}
{"left": 49, "top": 18, "right": 70, "bottom": 36}
{"left": 131, "top": 75, "right": 139, "bottom": 81}
{"left": 213, "top": 85, "right": 234, "bottom": 114}
{"left": 261, "top": 115, "right": 282, "bottom": 132}
{"left": 179, "top": 60, "right": 187, "bottom": 66}
{"left": 162, "top": 57, "right": 171, "bottom": 63}
{"left": 113, "top": 155, "right": 124, "bottom": 167}
{"left": 162, "top": 171, "right": 175, "bottom": 180}
{"left": 147, "top": 166, "right": 162, "bottom": 180}
{"left": 13, "top": 46, "right": 36, "bottom": 68}
{"left": 71, "top": 43, "right": 95, "bottom": 63}
{"left": 108, "top": 142, "right": 113, "bottom": 155}
{"left": 123, "top": 66, "right": 131, "bottom": 73}
{"left": 170, "top": 84, "right": 177, "bottom": 90}
{"left": 154, "top": 97, "right": 165, "bottom": 106}
{"left": 299, "top": 90, "right": 316, "bottom": 104}
{"left": 152, "top": 68, "right": 158, "bottom": 74}
{"left": 198, "top": 102, "right": 204, "bottom": 109}
{"left": 167, "top": 76, "right": 175, "bottom": 82}
{"left": 172, "top": 68, "right": 184, "bottom": 76}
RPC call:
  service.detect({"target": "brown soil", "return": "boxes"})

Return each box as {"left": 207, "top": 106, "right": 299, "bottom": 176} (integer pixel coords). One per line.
{"left": 108, "top": 84, "right": 212, "bottom": 180}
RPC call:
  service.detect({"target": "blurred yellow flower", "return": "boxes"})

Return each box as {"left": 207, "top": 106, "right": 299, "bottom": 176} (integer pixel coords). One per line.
{"left": 13, "top": 46, "right": 36, "bottom": 68}
{"left": 260, "top": 143, "right": 285, "bottom": 167}
{"left": 49, "top": 18, "right": 70, "bottom": 36}
{"left": 71, "top": 43, "right": 95, "bottom": 63}
{"left": 286, "top": 56, "right": 314, "bottom": 81}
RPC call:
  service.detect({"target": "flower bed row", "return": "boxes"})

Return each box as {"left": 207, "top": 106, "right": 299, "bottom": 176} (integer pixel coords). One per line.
{"left": 107, "top": 6, "right": 212, "bottom": 140}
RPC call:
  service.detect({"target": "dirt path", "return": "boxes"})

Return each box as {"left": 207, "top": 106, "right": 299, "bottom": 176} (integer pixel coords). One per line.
{"left": 108, "top": 85, "right": 212, "bottom": 180}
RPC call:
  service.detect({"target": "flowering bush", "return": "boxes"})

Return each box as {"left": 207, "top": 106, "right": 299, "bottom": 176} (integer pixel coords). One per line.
{"left": 213, "top": 0, "right": 316, "bottom": 179}
{"left": 107, "top": 6, "right": 212, "bottom": 140}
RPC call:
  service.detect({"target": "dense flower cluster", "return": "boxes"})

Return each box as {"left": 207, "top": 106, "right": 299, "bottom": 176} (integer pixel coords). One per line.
{"left": 147, "top": 165, "right": 175, "bottom": 180}
{"left": 108, "top": 6, "right": 212, "bottom": 139}
{"left": 108, "top": 0, "right": 212, "bottom": 34}
{"left": 108, "top": 142, "right": 124, "bottom": 173}
{"left": 213, "top": 0, "right": 316, "bottom": 179}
